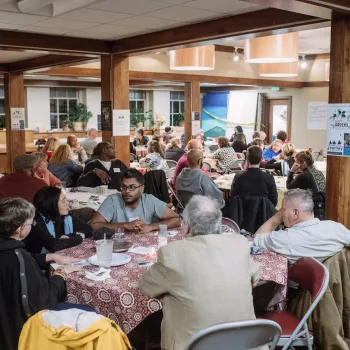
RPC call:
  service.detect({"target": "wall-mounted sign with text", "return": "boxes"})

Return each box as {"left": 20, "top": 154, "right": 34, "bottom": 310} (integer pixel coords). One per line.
{"left": 113, "top": 109, "right": 130, "bottom": 136}
{"left": 11, "top": 108, "right": 25, "bottom": 130}
{"left": 327, "top": 104, "right": 350, "bottom": 157}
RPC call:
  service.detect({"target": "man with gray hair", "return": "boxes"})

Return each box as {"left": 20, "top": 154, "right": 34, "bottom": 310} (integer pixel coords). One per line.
{"left": 253, "top": 189, "right": 350, "bottom": 264}
{"left": 139, "top": 195, "right": 260, "bottom": 350}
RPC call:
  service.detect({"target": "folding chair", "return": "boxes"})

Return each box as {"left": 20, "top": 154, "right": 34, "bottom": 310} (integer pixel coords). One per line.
{"left": 184, "top": 319, "right": 281, "bottom": 350}
{"left": 166, "top": 178, "right": 184, "bottom": 213}
{"left": 165, "top": 167, "right": 175, "bottom": 179}
{"left": 257, "top": 257, "right": 329, "bottom": 350}
{"left": 202, "top": 161, "right": 212, "bottom": 172}
{"left": 165, "top": 159, "right": 178, "bottom": 168}
{"left": 226, "top": 159, "right": 245, "bottom": 174}
{"left": 130, "top": 153, "right": 137, "bottom": 162}
{"left": 221, "top": 217, "right": 240, "bottom": 233}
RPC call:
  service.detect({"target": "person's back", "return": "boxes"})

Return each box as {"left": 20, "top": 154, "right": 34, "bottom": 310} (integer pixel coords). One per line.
{"left": 165, "top": 147, "right": 185, "bottom": 162}
{"left": 81, "top": 138, "right": 98, "bottom": 157}
{"left": 160, "top": 235, "right": 256, "bottom": 349}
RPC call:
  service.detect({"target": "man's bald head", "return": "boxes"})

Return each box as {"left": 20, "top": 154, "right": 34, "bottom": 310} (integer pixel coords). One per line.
{"left": 187, "top": 149, "right": 203, "bottom": 168}
{"left": 187, "top": 139, "right": 203, "bottom": 151}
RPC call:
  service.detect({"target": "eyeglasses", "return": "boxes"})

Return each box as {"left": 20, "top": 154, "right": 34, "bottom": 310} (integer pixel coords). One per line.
{"left": 120, "top": 184, "right": 143, "bottom": 192}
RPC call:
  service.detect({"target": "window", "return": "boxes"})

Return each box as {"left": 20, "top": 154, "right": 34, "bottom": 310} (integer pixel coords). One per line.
{"left": 129, "top": 90, "right": 145, "bottom": 112}
{"left": 0, "top": 88, "right": 4, "bottom": 128}
{"left": 170, "top": 91, "right": 184, "bottom": 126}
{"left": 50, "top": 88, "right": 78, "bottom": 129}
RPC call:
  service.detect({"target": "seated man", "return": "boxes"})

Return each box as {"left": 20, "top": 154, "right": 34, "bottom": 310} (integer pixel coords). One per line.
{"left": 80, "top": 128, "right": 98, "bottom": 158}
{"left": 176, "top": 149, "right": 225, "bottom": 208}
{"left": 231, "top": 145, "right": 278, "bottom": 207}
{"left": 67, "top": 135, "right": 87, "bottom": 165}
{"left": 0, "top": 154, "right": 46, "bottom": 203}
{"left": 77, "top": 142, "right": 128, "bottom": 191}
{"left": 253, "top": 189, "right": 350, "bottom": 264}
{"left": 90, "top": 168, "right": 180, "bottom": 233}
{"left": 139, "top": 195, "right": 259, "bottom": 350}
{"left": 132, "top": 128, "right": 149, "bottom": 147}
{"left": 170, "top": 139, "right": 209, "bottom": 190}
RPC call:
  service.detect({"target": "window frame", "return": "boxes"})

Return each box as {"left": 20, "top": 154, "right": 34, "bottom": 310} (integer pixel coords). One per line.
{"left": 170, "top": 91, "right": 185, "bottom": 126}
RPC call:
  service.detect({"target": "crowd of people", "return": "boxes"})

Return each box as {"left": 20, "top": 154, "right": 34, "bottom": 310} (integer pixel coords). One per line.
{"left": 0, "top": 124, "right": 348, "bottom": 350}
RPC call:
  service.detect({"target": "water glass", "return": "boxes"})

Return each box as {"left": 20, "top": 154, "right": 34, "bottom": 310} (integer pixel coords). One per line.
{"left": 158, "top": 224, "right": 168, "bottom": 248}
{"left": 95, "top": 239, "right": 113, "bottom": 268}
{"left": 114, "top": 228, "right": 125, "bottom": 242}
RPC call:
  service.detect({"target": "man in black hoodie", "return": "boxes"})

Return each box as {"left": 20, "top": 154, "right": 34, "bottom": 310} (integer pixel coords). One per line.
{"left": 77, "top": 142, "right": 128, "bottom": 190}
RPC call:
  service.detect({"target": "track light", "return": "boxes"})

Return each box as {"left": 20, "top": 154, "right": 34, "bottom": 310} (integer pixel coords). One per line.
{"left": 300, "top": 55, "right": 307, "bottom": 69}
{"left": 233, "top": 48, "right": 239, "bottom": 62}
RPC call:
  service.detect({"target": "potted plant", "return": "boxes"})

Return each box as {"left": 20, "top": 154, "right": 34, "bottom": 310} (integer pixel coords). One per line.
{"left": 67, "top": 103, "right": 93, "bottom": 132}
{"left": 130, "top": 109, "right": 153, "bottom": 128}
{"left": 174, "top": 113, "right": 185, "bottom": 127}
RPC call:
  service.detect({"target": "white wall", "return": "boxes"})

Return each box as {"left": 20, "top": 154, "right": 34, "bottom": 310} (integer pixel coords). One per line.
{"left": 26, "top": 87, "right": 50, "bottom": 131}
{"left": 85, "top": 88, "right": 101, "bottom": 130}
{"left": 153, "top": 90, "right": 170, "bottom": 126}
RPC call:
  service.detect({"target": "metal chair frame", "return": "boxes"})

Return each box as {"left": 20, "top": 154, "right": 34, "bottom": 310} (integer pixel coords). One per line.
{"left": 184, "top": 319, "right": 281, "bottom": 350}
{"left": 226, "top": 159, "right": 245, "bottom": 174}
{"left": 165, "top": 167, "right": 175, "bottom": 179}
{"left": 202, "top": 161, "right": 212, "bottom": 172}
{"left": 166, "top": 178, "right": 184, "bottom": 213}
{"left": 165, "top": 159, "right": 178, "bottom": 169}
{"left": 130, "top": 153, "right": 137, "bottom": 162}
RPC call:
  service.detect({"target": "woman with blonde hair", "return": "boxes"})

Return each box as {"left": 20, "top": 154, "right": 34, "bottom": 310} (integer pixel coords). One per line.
{"left": 287, "top": 150, "right": 326, "bottom": 194}
{"left": 140, "top": 140, "right": 169, "bottom": 173}
{"left": 262, "top": 139, "right": 283, "bottom": 161}
{"left": 42, "top": 137, "right": 60, "bottom": 161}
{"left": 165, "top": 138, "right": 185, "bottom": 162}
{"left": 48, "top": 145, "right": 83, "bottom": 187}
{"left": 32, "top": 152, "right": 61, "bottom": 187}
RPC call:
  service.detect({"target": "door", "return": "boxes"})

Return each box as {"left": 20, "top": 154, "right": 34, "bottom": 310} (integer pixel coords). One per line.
{"left": 263, "top": 97, "right": 292, "bottom": 143}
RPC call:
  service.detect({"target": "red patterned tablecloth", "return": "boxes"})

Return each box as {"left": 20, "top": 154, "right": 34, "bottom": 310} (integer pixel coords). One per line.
{"left": 59, "top": 233, "right": 288, "bottom": 334}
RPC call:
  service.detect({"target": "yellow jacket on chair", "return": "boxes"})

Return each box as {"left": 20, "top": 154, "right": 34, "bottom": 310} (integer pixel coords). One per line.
{"left": 18, "top": 310, "right": 131, "bottom": 350}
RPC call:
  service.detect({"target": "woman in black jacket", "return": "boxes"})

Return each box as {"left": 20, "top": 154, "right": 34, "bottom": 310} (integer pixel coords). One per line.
{"left": 165, "top": 138, "right": 185, "bottom": 162}
{"left": 24, "top": 186, "right": 93, "bottom": 254}
{"left": 0, "top": 197, "right": 80, "bottom": 350}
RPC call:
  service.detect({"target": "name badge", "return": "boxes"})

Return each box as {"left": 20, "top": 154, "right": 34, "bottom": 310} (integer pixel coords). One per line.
{"left": 113, "top": 168, "right": 121, "bottom": 173}
{"left": 129, "top": 217, "right": 139, "bottom": 222}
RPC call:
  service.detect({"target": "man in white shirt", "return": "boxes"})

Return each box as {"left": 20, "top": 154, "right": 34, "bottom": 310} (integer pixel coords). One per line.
{"left": 253, "top": 188, "right": 350, "bottom": 264}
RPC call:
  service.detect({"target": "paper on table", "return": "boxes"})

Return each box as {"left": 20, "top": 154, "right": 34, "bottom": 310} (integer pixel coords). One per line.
{"left": 50, "top": 259, "right": 90, "bottom": 270}
{"left": 85, "top": 267, "right": 111, "bottom": 281}
{"left": 128, "top": 246, "right": 155, "bottom": 255}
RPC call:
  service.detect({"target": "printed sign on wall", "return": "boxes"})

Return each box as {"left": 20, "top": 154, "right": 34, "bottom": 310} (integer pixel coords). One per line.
{"left": 11, "top": 108, "right": 25, "bottom": 130}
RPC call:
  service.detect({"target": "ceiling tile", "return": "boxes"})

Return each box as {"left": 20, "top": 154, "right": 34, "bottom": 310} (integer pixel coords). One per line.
{"left": 19, "top": 25, "right": 71, "bottom": 35}
{"left": 58, "top": 8, "right": 131, "bottom": 23}
{"left": 0, "top": 11, "right": 45, "bottom": 25}
{"left": 33, "top": 18, "right": 94, "bottom": 30}
{"left": 88, "top": 0, "right": 171, "bottom": 15}
{"left": 182, "top": 0, "right": 264, "bottom": 13}
{"left": 145, "top": 5, "right": 222, "bottom": 22}
{"left": 0, "top": 22, "right": 22, "bottom": 29}
{"left": 156, "top": 0, "right": 191, "bottom": 3}
{"left": 65, "top": 31, "right": 114, "bottom": 40}
{"left": 81, "top": 23, "right": 145, "bottom": 35}
{"left": 111, "top": 15, "right": 181, "bottom": 29}
{"left": 0, "top": 1, "right": 20, "bottom": 13}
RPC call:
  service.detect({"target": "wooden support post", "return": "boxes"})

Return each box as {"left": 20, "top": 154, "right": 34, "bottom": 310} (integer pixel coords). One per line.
{"left": 100, "top": 55, "right": 113, "bottom": 144}
{"left": 326, "top": 13, "right": 350, "bottom": 228}
{"left": 4, "top": 72, "right": 25, "bottom": 173}
{"left": 184, "top": 82, "right": 192, "bottom": 145}
{"left": 113, "top": 55, "right": 130, "bottom": 167}
{"left": 192, "top": 80, "right": 201, "bottom": 132}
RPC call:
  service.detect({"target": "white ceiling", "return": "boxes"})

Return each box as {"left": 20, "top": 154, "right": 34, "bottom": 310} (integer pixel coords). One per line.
{"left": 214, "top": 27, "right": 331, "bottom": 55}
{"left": 0, "top": 50, "right": 48, "bottom": 63}
{"left": 0, "top": 0, "right": 266, "bottom": 39}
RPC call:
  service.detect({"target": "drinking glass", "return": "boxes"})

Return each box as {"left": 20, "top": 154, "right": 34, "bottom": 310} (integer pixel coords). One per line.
{"left": 158, "top": 224, "right": 168, "bottom": 248}
{"left": 95, "top": 239, "right": 113, "bottom": 268}
{"left": 114, "top": 228, "right": 125, "bottom": 242}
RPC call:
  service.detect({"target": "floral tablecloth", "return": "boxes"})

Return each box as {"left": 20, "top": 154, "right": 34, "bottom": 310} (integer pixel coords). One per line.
{"left": 59, "top": 233, "right": 288, "bottom": 334}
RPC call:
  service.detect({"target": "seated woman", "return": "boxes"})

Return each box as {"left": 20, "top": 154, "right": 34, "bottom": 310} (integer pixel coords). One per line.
{"left": 133, "top": 128, "right": 149, "bottom": 147}
{"left": 265, "top": 143, "right": 296, "bottom": 175}
{"left": 42, "top": 136, "right": 60, "bottom": 161}
{"left": 0, "top": 197, "right": 80, "bottom": 350}
{"left": 140, "top": 141, "right": 169, "bottom": 173}
{"left": 32, "top": 152, "right": 61, "bottom": 186}
{"left": 165, "top": 138, "right": 185, "bottom": 162}
{"left": 24, "top": 186, "right": 93, "bottom": 254}
{"left": 194, "top": 133, "right": 210, "bottom": 154}
{"left": 206, "top": 136, "right": 237, "bottom": 173}
{"left": 152, "top": 135, "right": 167, "bottom": 153}
{"left": 48, "top": 144, "right": 83, "bottom": 187}
{"left": 287, "top": 150, "right": 326, "bottom": 194}
{"left": 230, "top": 125, "right": 247, "bottom": 144}
{"left": 262, "top": 139, "right": 283, "bottom": 161}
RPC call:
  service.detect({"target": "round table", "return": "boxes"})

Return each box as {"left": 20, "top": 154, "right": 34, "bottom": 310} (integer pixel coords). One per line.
{"left": 58, "top": 232, "right": 288, "bottom": 335}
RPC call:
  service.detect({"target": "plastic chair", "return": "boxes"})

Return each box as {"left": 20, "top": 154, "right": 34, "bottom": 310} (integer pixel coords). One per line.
{"left": 165, "top": 159, "right": 178, "bottom": 168}
{"left": 226, "top": 159, "right": 245, "bottom": 173}
{"left": 130, "top": 153, "right": 137, "bottom": 162}
{"left": 184, "top": 319, "right": 281, "bottom": 350}
{"left": 221, "top": 217, "right": 240, "bottom": 233}
{"left": 166, "top": 167, "right": 175, "bottom": 179}
{"left": 257, "top": 257, "right": 329, "bottom": 350}
{"left": 202, "top": 161, "right": 212, "bottom": 172}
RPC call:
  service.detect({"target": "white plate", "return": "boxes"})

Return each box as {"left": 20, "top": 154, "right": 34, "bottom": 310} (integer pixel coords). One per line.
{"left": 87, "top": 253, "right": 131, "bottom": 267}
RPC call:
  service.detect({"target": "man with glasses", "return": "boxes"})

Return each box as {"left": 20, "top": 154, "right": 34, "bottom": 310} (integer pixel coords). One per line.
{"left": 77, "top": 142, "right": 128, "bottom": 191}
{"left": 176, "top": 149, "right": 224, "bottom": 208}
{"left": 90, "top": 169, "right": 180, "bottom": 234}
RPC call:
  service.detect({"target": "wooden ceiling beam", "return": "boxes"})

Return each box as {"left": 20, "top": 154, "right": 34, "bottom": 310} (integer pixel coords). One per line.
{"left": 0, "top": 30, "right": 111, "bottom": 55}
{"left": 7, "top": 54, "right": 97, "bottom": 73}
{"left": 111, "top": 8, "right": 327, "bottom": 54}
{"left": 35, "top": 67, "right": 100, "bottom": 77}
